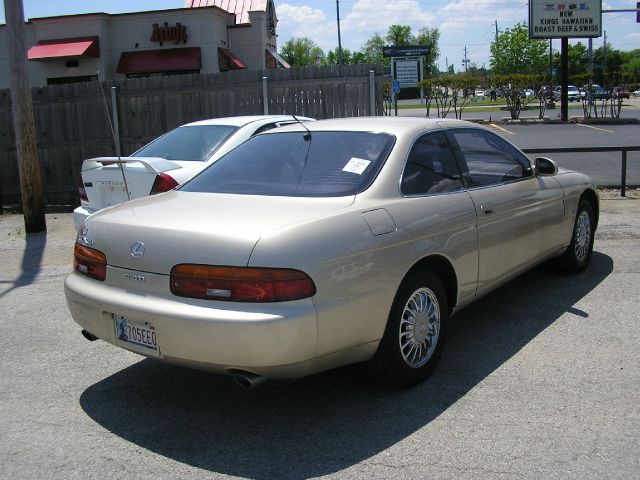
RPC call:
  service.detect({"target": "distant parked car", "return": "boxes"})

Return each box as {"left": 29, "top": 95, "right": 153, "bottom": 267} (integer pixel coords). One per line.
{"left": 612, "top": 87, "right": 630, "bottom": 100}
{"left": 633, "top": 89, "right": 640, "bottom": 97}
{"left": 554, "top": 85, "right": 581, "bottom": 102}
{"left": 73, "top": 115, "right": 313, "bottom": 230}
{"left": 474, "top": 90, "right": 486, "bottom": 99}
{"left": 521, "top": 89, "right": 535, "bottom": 99}
{"left": 584, "top": 84, "right": 609, "bottom": 100}
{"left": 539, "top": 85, "right": 554, "bottom": 100}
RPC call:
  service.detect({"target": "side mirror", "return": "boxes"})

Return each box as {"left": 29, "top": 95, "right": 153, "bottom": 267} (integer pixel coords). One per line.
{"left": 535, "top": 157, "right": 558, "bottom": 176}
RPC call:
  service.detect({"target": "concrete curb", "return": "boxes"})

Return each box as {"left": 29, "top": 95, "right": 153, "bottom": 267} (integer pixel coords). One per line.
{"left": 465, "top": 117, "right": 640, "bottom": 126}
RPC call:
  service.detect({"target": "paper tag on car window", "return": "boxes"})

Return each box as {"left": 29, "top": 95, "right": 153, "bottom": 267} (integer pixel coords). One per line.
{"left": 343, "top": 157, "right": 371, "bottom": 175}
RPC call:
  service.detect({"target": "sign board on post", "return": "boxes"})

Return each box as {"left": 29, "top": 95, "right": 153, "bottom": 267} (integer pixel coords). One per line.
{"left": 394, "top": 59, "right": 421, "bottom": 89}
{"left": 529, "top": 0, "right": 602, "bottom": 38}
{"left": 392, "top": 80, "right": 401, "bottom": 94}
{"left": 383, "top": 46, "right": 430, "bottom": 58}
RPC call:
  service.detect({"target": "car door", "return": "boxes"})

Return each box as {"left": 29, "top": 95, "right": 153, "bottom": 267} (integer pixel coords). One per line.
{"left": 397, "top": 131, "right": 479, "bottom": 304}
{"left": 448, "top": 128, "right": 565, "bottom": 295}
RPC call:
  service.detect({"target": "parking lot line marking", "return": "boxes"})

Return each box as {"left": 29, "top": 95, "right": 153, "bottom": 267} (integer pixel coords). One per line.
{"left": 575, "top": 123, "right": 615, "bottom": 133}
{"left": 489, "top": 123, "right": 514, "bottom": 135}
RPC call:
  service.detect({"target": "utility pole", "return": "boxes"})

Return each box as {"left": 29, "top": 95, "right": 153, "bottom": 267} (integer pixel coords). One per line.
{"left": 4, "top": 0, "right": 46, "bottom": 232}
{"left": 336, "top": 0, "right": 343, "bottom": 65}
{"left": 549, "top": 39, "right": 553, "bottom": 78}
{"left": 462, "top": 47, "right": 469, "bottom": 73}
{"left": 602, "top": 30, "right": 607, "bottom": 75}
{"left": 494, "top": 20, "right": 498, "bottom": 42}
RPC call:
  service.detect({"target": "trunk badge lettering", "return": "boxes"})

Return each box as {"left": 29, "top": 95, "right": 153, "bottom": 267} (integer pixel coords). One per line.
{"left": 124, "top": 273, "right": 145, "bottom": 282}
{"left": 130, "top": 242, "right": 145, "bottom": 258}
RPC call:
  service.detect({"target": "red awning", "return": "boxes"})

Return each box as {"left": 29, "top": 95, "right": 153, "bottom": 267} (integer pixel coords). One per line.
{"left": 218, "top": 48, "right": 246, "bottom": 69}
{"left": 266, "top": 48, "right": 290, "bottom": 69}
{"left": 28, "top": 37, "right": 100, "bottom": 61}
{"left": 116, "top": 47, "right": 201, "bottom": 74}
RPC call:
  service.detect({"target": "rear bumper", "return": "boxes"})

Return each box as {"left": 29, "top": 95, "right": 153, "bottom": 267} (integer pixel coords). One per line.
{"left": 64, "top": 272, "right": 318, "bottom": 379}
{"left": 73, "top": 205, "right": 97, "bottom": 231}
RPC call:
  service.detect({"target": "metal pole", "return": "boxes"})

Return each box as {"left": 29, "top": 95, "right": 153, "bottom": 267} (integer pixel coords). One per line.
{"left": 369, "top": 69, "right": 375, "bottom": 116}
{"left": 621, "top": 150, "right": 627, "bottom": 197}
{"left": 262, "top": 76, "right": 269, "bottom": 115}
{"left": 419, "top": 56, "right": 425, "bottom": 106}
{"left": 560, "top": 37, "right": 569, "bottom": 122}
{"left": 110, "top": 87, "right": 121, "bottom": 158}
{"left": 588, "top": 38, "right": 593, "bottom": 106}
{"left": 336, "top": 0, "right": 343, "bottom": 65}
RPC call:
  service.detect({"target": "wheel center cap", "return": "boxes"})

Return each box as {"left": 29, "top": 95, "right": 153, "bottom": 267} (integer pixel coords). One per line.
{"left": 414, "top": 312, "right": 430, "bottom": 343}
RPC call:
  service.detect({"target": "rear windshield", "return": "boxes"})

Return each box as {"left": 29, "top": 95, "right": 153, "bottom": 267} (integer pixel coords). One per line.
{"left": 133, "top": 125, "right": 237, "bottom": 161}
{"left": 180, "top": 131, "right": 395, "bottom": 197}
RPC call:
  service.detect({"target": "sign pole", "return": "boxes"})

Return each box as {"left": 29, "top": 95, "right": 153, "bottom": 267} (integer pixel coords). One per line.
{"left": 560, "top": 37, "right": 568, "bottom": 122}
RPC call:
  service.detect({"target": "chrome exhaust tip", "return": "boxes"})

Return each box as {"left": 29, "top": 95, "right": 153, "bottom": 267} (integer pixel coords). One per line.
{"left": 227, "top": 369, "right": 267, "bottom": 389}
{"left": 81, "top": 329, "right": 99, "bottom": 341}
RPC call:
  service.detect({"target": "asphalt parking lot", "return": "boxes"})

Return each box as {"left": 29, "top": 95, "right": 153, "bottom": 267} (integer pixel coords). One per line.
{"left": 1, "top": 191, "right": 639, "bottom": 479}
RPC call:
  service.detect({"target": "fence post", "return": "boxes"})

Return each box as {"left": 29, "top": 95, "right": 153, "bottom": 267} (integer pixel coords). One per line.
{"left": 369, "top": 70, "right": 375, "bottom": 116}
{"left": 621, "top": 150, "right": 627, "bottom": 197}
{"left": 262, "top": 76, "right": 269, "bottom": 115}
{"left": 110, "top": 86, "right": 121, "bottom": 157}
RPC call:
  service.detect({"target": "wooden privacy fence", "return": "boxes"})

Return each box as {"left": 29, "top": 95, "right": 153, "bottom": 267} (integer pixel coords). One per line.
{"left": 0, "top": 63, "right": 385, "bottom": 207}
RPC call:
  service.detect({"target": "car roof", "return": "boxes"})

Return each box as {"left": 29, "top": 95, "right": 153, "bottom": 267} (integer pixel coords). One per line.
{"left": 267, "top": 116, "right": 478, "bottom": 137}
{"left": 182, "top": 115, "right": 314, "bottom": 128}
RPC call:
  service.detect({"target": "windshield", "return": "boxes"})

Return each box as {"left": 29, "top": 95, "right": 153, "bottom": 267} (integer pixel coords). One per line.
{"left": 180, "top": 131, "right": 395, "bottom": 197}
{"left": 133, "top": 125, "right": 238, "bottom": 161}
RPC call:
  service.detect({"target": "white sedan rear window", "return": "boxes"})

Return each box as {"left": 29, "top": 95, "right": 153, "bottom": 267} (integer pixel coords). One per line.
{"left": 133, "top": 125, "right": 237, "bottom": 161}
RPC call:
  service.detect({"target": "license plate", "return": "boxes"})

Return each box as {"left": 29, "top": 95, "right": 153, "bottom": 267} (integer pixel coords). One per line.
{"left": 113, "top": 314, "right": 160, "bottom": 357}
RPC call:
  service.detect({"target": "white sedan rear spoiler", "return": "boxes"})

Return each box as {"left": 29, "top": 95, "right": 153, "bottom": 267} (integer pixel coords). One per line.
{"left": 81, "top": 157, "right": 183, "bottom": 173}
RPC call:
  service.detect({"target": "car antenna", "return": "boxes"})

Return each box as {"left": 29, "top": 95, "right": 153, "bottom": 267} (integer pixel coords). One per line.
{"left": 275, "top": 100, "right": 312, "bottom": 141}
{"left": 97, "top": 76, "right": 131, "bottom": 201}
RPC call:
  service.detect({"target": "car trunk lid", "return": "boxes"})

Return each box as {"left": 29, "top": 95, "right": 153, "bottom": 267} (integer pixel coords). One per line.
{"left": 80, "top": 156, "right": 189, "bottom": 210}
{"left": 82, "top": 191, "right": 355, "bottom": 276}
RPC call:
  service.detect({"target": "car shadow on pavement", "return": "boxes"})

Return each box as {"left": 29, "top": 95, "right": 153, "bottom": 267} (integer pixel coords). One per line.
{"left": 0, "top": 231, "right": 46, "bottom": 299}
{"left": 80, "top": 252, "right": 613, "bottom": 480}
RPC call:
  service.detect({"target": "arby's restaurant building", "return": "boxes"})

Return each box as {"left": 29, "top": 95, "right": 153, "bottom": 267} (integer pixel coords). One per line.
{"left": 0, "top": 0, "right": 289, "bottom": 89}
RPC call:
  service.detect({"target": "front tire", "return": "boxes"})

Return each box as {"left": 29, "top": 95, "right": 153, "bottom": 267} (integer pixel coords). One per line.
{"left": 366, "top": 270, "right": 448, "bottom": 387}
{"left": 560, "top": 198, "right": 595, "bottom": 272}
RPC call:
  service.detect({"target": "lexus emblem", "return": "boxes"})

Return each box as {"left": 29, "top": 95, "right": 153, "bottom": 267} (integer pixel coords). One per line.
{"left": 130, "top": 241, "right": 145, "bottom": 258}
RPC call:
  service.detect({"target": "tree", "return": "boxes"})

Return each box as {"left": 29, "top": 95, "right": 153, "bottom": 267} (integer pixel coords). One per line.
{"left": 386, "top": 24, "right": 414, "bottom": 46}
{"left": 492, "top": 73, "right": 542, "bottom": 119}
{"left": 279, "top": 37, "right": 325, "bottom": 67}
{"left": 490, "top": 23, "right": 547, "bottom": 75}
{"left": 326, "top": 47, "right": 353, "bottom": 65}
{"left": 415, "top": 27, "right": 440, "bottom": 77}
{"left": 360, "top": 33, "right": 387, "bottom": 67}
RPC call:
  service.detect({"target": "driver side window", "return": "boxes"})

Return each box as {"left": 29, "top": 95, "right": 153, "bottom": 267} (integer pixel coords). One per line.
{"left": 451, "top": 129, "right": 532, "bottom": 187}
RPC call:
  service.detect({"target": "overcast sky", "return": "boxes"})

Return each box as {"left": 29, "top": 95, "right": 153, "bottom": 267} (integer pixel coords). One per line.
{"left": 2, "top": 0, "right": 639, "bottom": 71}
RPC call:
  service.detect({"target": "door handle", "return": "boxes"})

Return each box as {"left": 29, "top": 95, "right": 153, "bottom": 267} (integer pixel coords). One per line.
{"left": 480, "top": 204, "right": 493, "bottom": 215}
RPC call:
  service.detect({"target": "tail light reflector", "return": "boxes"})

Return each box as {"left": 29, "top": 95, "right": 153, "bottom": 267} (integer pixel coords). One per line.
{"left": 78, "top": 176, "right": 88, "bottom": 202}
{"left": 150, "top": 173, "right": 179, "bottom": 194}
{"left": 74, "top": 243, "right": 107, "bottom": 281}
{"left": 170, "top": 265, "right": 316, "bottom": 302}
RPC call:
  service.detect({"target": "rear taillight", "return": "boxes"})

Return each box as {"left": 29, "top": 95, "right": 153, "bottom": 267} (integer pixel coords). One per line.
{"left": 170, "top": 265, "right": 316, "bottom": 302}
{"left": 78, "top": 176, "right": 88, "bottom": 202}
{"left": 150, "top": 173, "right": 179, "bottom": 194}
{"left": 74, "top": 243, "right": 107, "bottom": 281}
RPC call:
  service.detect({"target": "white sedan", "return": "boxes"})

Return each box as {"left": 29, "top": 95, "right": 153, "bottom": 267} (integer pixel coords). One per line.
{"left": 73, "top": 115, "right": 313, "bottom": 230}
{"left": 66, "top": 117, "right": 598, "bottom": 388}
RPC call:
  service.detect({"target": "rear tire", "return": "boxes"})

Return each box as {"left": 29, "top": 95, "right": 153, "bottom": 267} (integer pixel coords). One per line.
{"left": 366, "top": 270, "right": 448, "bottom": 387}
{"left": 560, "top": 198, "right": 595, "bottom": 273}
